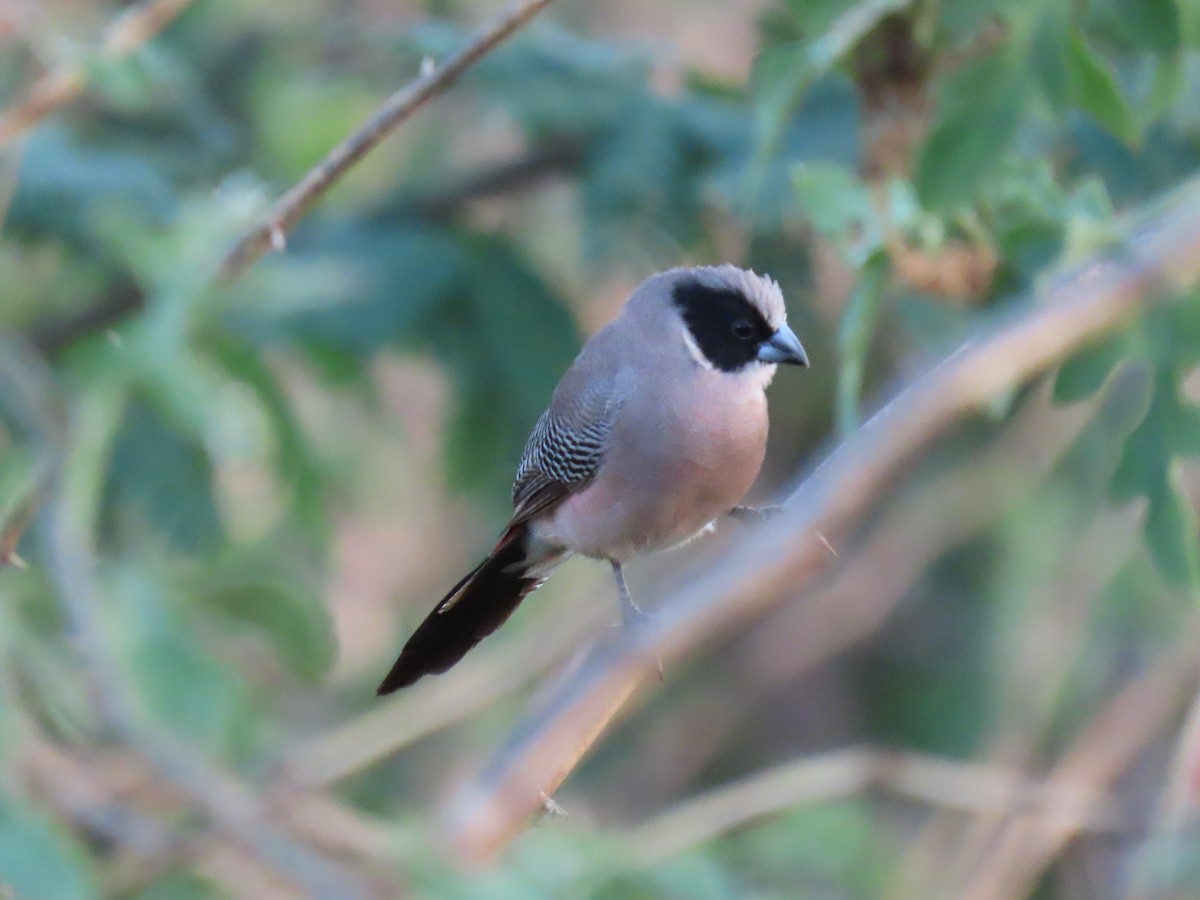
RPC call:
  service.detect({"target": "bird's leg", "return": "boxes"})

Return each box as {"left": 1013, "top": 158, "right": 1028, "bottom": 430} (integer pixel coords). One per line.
{"left": 610, "top": 559, "right": 663, "bottom": 680}
{"left": 729, "top": 504, "right": 785, "bottom": 525}
{"left": 610, "top": 559, "right": 649, "bottom": 628}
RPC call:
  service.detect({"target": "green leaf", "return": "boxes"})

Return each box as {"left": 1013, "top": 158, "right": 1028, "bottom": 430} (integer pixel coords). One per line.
{"left": 791, "top": 161, "right": 874, "bottom": 242}
{"left": 0, "top": 798, "right": 96, "bottom": 900}
{"left": 1067, "top": 29, "right": 1141, "bottom": 146}
{"left": 209, "top": 336, "right": 328, "bottom": 532}
{"left": 836, "top": 252, "right": 889, "bottom": 436}
{"left": 103, "top": 399, "right": 223, "bottom": 554}
{"left": 201, "top": 549, "right": 337, "bottom": 680}
{"left": 1029, "top": 3, "right": 1074, "bottom": 113}
{"left": 1145, "top": 473, "right": 1200, "bottom": 586}
{"left": 1109, "top": 364, "right": 1200, "bottom": 586}
{"left": 1052, "top": 334, "right": 1128, "bottom": 403}
{"left": 916, "top": 50, "right": 1029, "bottom": 211}
{"left": 749, "top": 0, "right": 908, "bottom": 190}
{"left": 1111, "top": 0, "right": 1182, "bottom": 53}
{"left": 112, "top": 567, "right": 253, "bottom": 757}
{"left": 424, "top": 242, "right": 580, "bottom": 501}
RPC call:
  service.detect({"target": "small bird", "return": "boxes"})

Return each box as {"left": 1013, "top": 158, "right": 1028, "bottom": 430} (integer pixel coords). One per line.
{"left": 377, "top": 265, "right": 808, "bottom": 694}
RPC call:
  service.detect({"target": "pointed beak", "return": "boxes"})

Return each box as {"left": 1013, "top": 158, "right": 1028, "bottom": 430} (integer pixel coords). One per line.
{"left": 757, "top": 324, "right": 809, "bottom": 367}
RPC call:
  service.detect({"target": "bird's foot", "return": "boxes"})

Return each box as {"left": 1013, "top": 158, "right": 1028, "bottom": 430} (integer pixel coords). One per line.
{"left": 608, "top": 560, "right": 664, "bottom": 680}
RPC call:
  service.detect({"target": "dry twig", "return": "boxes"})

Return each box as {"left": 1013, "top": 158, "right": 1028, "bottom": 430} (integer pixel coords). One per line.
{"left": 218, "top": 0, "right": 561, "bottom": 281}
{"left": 442, "top": 178, "right": 1200, "bottom": 860}
{"left": 950, "top": 615, "right": 1200, "bottom": 900}
{"left": 628, "top": 747, "right": 1121, "bottom": 865}
{"left": 0, "top": 0, "right": 196, "bottom": 144}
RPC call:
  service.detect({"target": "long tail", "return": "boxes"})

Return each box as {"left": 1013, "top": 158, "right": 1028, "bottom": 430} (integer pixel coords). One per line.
{"left": 376, "top": 524, "right": 550, "bottom": 695}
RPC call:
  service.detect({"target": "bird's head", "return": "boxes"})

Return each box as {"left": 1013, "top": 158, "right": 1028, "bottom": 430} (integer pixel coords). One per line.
{"left": 655, "top": 265, "right": 809, "bottom": 374}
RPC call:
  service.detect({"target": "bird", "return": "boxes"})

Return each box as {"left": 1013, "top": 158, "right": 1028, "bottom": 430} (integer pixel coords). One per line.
{"left": 376, "top": 264, "right": 809, "bottom": 694}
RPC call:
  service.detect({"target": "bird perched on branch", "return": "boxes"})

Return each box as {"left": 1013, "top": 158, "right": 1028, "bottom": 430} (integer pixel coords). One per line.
{"left": 377, "top": 265, "right": 809, "bottom": 694}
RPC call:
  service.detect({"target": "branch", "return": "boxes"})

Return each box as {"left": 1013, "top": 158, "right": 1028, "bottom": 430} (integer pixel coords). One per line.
{"left": 25, "top": 278, "right": 145, "bottom": 357}
{"left": 441, "top": 177, "right": 1200, "bottom": 860}
{"left": 0, "top": 0, "right": 197, "bottom": 144}
{"left": 283, "top": 584, "right": 609, "bottom": 789}
{"left": 627, "top": 747, "right": 1121, "bottom": 865}
{"left": 22, "top": 135, "right": 577, "bottom": 353}
{"left": 952, "top": 614, "right": 1200, "bottom": 900}
{"left": 403, "top": 138, "right": 583, "bottom": 222}
{"left": 217, "top": 0, "right": 561, "bottom": 282}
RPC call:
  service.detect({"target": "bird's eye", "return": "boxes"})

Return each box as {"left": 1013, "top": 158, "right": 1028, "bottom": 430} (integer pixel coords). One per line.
{"left": 731, "top": 320, "right": 755, "bottom": 340}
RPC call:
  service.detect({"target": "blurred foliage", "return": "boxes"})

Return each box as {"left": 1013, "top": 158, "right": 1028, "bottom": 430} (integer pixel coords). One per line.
{"left": 1, "top": 0, "right": 1200, "bottom": 896}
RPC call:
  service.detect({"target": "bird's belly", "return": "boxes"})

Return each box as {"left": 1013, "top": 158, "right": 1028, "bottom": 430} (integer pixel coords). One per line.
{"left": 539, "top": 382, "right": 768, "bottom": 561}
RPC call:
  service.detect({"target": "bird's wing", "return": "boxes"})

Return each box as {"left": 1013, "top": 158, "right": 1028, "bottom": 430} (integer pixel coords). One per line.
{"left": 510, "top": 364, "right": 621, "bottom": 526}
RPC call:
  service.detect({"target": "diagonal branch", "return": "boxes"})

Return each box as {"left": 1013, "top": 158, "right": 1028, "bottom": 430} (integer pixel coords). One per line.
{"left": 217, "top": 0, "right": 561, "bottom": 282}
{"left": 441, "top": 177, "right": 1200, "bottom": 860}
{"left": 0, "top": 0, "right": 197, "bottom": 145}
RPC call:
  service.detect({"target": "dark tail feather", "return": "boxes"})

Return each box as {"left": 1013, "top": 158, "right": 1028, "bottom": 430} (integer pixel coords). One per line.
{"left": 376, "top": 526, "right": 545, "bottom": 695}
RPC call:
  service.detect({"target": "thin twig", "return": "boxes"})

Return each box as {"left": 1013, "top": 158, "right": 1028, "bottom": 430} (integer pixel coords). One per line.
{"left": 283, "top": 583, "right": 608, "bottom": 789}
{"left": 404, "top": 138, "right": 583, "bottom": 221}
{"left": 442, "top": 178, "right": 1200, "bottom": 860}
{"left": 217, "top": 0, "right": 561, "bottom": 282}
{"left": 0, "top": 0, "right": 196, "bottom": 144}
{"left": 627, "top": 747, "right": 1121, "bottom": 865}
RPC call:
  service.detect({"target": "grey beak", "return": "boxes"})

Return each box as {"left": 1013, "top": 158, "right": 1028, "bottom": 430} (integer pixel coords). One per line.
{"left": 757, "top": 324, "right": 809, "bottom": 367}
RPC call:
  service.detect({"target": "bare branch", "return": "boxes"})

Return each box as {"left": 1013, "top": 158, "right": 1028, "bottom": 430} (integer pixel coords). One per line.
{"left": 951, "top": 615, "right": 1200, "bottom": 900}
{"left": 627, "top": 747, "right": 1121, "bottom": 865}
{"left": 217, "top": 0, "right": 561, "bottom": 282}
{"left": 283, "top": 585, "right": 609, "bottom": 789}
{"left": 442, "top": 178, "right": 1200, "bottom": 860}
{"left": 0, "top": 0, "right": 197, "bottom": 145}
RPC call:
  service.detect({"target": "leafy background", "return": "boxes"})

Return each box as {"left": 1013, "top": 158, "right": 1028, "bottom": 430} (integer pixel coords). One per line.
{"left": 2, "top": 0, "right": 1200, "bottom": 896}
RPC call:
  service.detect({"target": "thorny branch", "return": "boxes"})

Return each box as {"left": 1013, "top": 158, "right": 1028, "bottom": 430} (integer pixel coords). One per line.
{"left": 0, "top": 0, "right": 197, "bottom": 144}
{"left": 217, "top": 0, "right": 562, "bottom": 281}
{"left": 442, "top": 178, "right": 1200, "bottom": 860}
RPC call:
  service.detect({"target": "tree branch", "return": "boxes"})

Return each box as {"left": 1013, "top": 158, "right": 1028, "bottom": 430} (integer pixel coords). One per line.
{"left": 441, "top": 177, "right": 1200, "bottom": 860}
{"left": 0, "top": 0, "right": 197, "bottom": 144}
{"left": 217, "top": 0, "right": 562, "bottom": 282}
{"left": 627, "top": 747, "right": 1121, "bottom": 866}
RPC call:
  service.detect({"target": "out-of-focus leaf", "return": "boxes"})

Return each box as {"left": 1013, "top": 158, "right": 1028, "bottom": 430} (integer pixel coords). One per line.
{"left": 6, "top": 126, "right": 177, "bottom": 247}
{"left": 1144, "top": 472, "right": 1200, "bottom": 586}
{"left": 916, "top": 49, "right": 1030, "bottom": 211}
{"left": 199, "top": 548, "right": 336, "bottom": 680}
{"left": 112, "top": 566, "right": 253, "bottom": 757}
{"left": 749, "top": 0, "right": 906, "bottom": 189}
{"left": 1067, "top": 28, "right": 1141, "bottom": 146}
{"left": 580, "top": 95, "right": 704, "bottom": 260}
{"left": 252, "top": 223, "right": 467, "bottom": 355}
{"left": 835, "top": 252, "right": 889, "bottom": 436}
{"left": 136, "top": 873, "right": 213, "bottom": 900}
{"left": 1110, "top": 365, "right": 1200, "bottom": 585}
{"left": 1108, "top": 0, "right": 1182, "bottom": 53}
{"left": 791, "top": 161, "right": 873, "bottom": 242}
{"left": 103, "top": 399, "right": 222, "bottom": 554}
{"left": 468, "top": 24, "right": 645, "bottom": 137}
{"left": 1052, "top": 334, "right": 1128, "bottom": 402}
{"left": 0, "top": 798, "right": 96, "bottom": 900}
{"left": 209, "top": 337, "right": 327, "bottom": 530}
{"left": 1030, "top": 4, "right": 1074, "bottom": 113}
{"left": 423, "top": 242, "right": 579, "bottom": 500}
